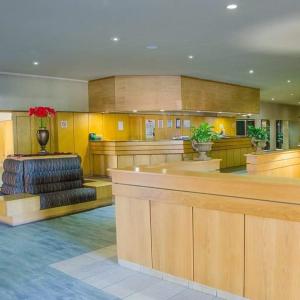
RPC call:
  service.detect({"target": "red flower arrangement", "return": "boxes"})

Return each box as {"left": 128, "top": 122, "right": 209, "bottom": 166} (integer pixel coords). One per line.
{"left": 28, "top": 106, "right": 56, "bottom": 128}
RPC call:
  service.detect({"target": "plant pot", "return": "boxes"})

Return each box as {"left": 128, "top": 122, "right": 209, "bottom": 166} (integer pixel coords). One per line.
{"left": 192, "top": 141, "right": 213, "bottom": 161}
{"left": 36, "top": 128, "right": 49, "bottom": 154}
{"left": 252, "top": 138, "right": 266, "bottom": 153}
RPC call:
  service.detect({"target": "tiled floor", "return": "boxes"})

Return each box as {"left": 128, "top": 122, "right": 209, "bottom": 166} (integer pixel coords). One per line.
{"left": 0, "top": 205, "right": 222, "bottom": 299}
{"left": 51, "top": 244, "right": 221, "bottom": 300}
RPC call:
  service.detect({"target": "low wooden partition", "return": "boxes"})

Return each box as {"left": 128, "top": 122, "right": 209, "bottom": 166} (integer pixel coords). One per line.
{"left": 112, "top": 167, "right": 300, "bottom": 300}
{"left": 246, "top": 149, "right": 300, "bottom": 177}
{"left": 91, "top": 137, "right": 252, "bottom": 176}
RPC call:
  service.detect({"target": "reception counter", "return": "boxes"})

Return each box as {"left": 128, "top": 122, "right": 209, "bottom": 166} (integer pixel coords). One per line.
{"left": 112, "top": 166, "right": 300, "bottom": 300}
{"left": 246, "top": 149, "right": 300, "bottom": 178}
{"left": 90, "top": 137, "right": 252, "bottom": 176}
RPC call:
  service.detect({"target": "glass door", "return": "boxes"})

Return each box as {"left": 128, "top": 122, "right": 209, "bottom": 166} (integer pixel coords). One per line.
{"left": 261, "top": 119, "right": 270, "bottom": 150}
{"left": 276, "top": 120, "right": 283, "bottom": 149}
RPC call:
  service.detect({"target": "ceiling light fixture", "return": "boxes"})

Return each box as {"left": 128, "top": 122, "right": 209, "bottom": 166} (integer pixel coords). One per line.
{"left": 188, "top": 55, "right": 194, "bottom": 59}
{"left": 160, "top": 109, "right": 165, "bottom": 112}
{"left": 287, "top": 80, "right": 291, "bottom": 83}
{"left": 271, "top": 98, "right": 275, "bottom": 101}
{"left": 146, "top": 45, "right": 158, "bottom": 49}
{"left": 226, "top": 4, "right": 238, "bottom": 10}
{"left": 132, "top": 109, "right": 138, "bottom": 113}
{"left": 249, "top": 69, "right": 254, "bottom": 74}
{"left": 111, "top": 36, "right": 120, "bottom": 42}
{"left": 33, "top": 61, "right": 39, "bottom": 66}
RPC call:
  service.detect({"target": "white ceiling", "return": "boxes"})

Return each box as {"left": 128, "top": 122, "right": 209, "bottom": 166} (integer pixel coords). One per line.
{"left": 0, "top": 0, "right": 299, "bottom": 105}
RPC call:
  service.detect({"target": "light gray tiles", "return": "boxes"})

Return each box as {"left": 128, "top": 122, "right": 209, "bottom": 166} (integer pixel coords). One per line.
{"left": 52, "top": 244, "right": 223, "bottom": 300}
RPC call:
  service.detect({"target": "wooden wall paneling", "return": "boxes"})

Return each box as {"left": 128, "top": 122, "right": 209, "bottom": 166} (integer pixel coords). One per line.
{"left": 74, "top": 113, "right": 90, "bottom": 176}
{"left": 55, "top": 112, "right": 75, "bottom": 153}
{"left": 233, "top": 148, "right": 241, "bottom": 167}
{"left": 115, "top": 196, "right": 152, "bottom": 267}
{"left": 15, "top": 115, "right": 32, "bottom": 154}
{"left": 114, "top": 76, "right": 182, "bottom": 112}
{"left": 181, "top": 76, "right": 260, "bottom": 114}
{"left": 150, "top": 154, "right": 166, "bottom": 165}
{"left": 166, "top": 154, "right": 182, "bottom": 163}
{"left": 88, "top": 113, "right": 102, "bottom": 134}
{"left": 89, "top": 77, "right": 116, "bottom": 113}
{"left": 134, "top": 155, "right": 150, "bottom": 166}
{"left": 151, "top": 201, "right": 193, "bottom": 280}
{"left": 245, "top": 215, "right": 300, "bottom": 300}
{"left": 114, "top": 114, "right": 130, "bottom": 141}
{"left": 193, "top": 208, "right": 244, "bottom": 296}
{"left": 129, "top": 116, "right": 144, "bottom": 140}
{"left": 226, "top": 150, "right": 235, "bottom": 168}
{"left": 117, "top": 155, "right": 134, "bottom": 169}
{"left": 105, "top": 155, "right": 118, "bottom": 177}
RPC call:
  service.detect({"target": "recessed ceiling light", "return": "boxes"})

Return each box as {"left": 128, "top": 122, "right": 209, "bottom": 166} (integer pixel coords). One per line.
{"left": 287, "top": 79, "right": 291, "bottom": 83}
{"left": 132, "top": 109, "right": 138, "bottom": 113}
{"left": 218, "top": 112, "right": 223, "bottom": 114}
{"left": 188, "top": 55, "right": 194, "bottom": 59}
{"left": 271, "top": 97, "right": 275, "bottom": 101}
{"left": 160, "top": 109, "right": 165, "bottom": 112}
{"left": 249, "top": 69, "right": 254, "bottom": 74}
{"left": 110, "top": 36, "right": 119, "bottom": 42}
{"left": 196, "top": 111, "right": 201, "bottom": 113}
{"left": 226, "top": 4, "right": 238, "bottom": 10}
{"left": 146, "top": 45, "right": 158, "bottom": 50}
{"left": 33, "top": 61, "right": 39, "bottom": 66}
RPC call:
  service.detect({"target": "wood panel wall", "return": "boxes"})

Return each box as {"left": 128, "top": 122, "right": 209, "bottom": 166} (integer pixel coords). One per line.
{"left": 89, "top": 75, "right": 260, "bottom": 114}
{"left": 0, "top": 120, "right": 14, "bottom": 164}
{"left": 12, "top": 112, "right": 100, "bottom": 176}
{"left": 181, "top": 76, "right": 260, "bottom": 114}
{"left": 12, "top": 111, "right": 237, "bottom": 175}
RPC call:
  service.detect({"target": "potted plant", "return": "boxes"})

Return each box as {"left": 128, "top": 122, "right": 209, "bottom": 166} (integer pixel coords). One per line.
{"left": 190, "top": 122, "right": 219, "bottom": 160}
{"left": 247, "top": 125, "right": 268, "bottom": 153}
{"left": 28, "top": 106, "right": 56, "bottom": 154}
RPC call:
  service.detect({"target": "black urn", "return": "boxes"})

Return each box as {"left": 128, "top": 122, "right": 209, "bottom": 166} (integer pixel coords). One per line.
{"left": 36, "top": 128, "right": 49, "bottom": 154}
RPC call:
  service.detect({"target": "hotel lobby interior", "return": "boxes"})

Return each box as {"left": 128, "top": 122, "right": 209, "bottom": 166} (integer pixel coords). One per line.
{"left": 1, "top": 1, "right": 300, "bottom": 299}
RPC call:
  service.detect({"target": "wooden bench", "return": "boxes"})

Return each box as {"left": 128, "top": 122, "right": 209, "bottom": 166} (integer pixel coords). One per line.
{"left": 0, "top": 179, "right": 112, "bottom": 226}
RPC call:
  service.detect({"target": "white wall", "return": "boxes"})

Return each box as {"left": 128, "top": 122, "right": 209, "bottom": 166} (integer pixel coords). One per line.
{"left": 0, "top": 73, "right": 88, "bottom": 112}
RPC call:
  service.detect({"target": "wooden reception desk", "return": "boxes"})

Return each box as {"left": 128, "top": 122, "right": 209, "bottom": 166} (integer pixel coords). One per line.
{"left": 246, "top": 149, "right": 300, "bottom": 178}
{"left": 90, "top": 137, "right": 252, "bottom": 176}
{"left": 112, "top": 166, "right": 300, "bottom": 300}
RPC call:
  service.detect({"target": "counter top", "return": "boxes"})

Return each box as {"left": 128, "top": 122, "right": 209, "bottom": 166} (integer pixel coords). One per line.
{"left": 112, "top": 165, "right": 300, "bottom": 207}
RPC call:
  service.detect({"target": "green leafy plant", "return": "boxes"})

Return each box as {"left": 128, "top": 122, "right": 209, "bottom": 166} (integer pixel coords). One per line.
{"left": 247, "top": 125, "right": 268, "bottom": 141}
{"left": 191, "top": 123, "right": 219, "bottom": 143}
{"left": 277, "top": 132, "right": 283, "bottom": 144}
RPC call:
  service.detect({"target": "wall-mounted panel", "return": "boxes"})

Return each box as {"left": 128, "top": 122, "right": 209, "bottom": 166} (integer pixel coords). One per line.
{"left": 181, "top": 76, "right": 260, "bottom": 114}
{"left": 88, "top": 77, "right": 115, "bottom": 112}
{"left": 115, "top": 76, "right": 182, "bottom": 111}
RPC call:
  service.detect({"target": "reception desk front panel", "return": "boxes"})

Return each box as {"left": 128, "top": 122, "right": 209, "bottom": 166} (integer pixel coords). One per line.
{"left": 112, "top": 167, "right": 300, "bottom": 300}
{"left": 91, "top": 137, "right": 252, "bottom": 176}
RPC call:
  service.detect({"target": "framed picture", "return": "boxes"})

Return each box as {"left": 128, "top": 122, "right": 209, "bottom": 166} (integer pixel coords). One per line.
{"left": 167, "top": 120, "right": 173, "bottom": 128}
{"left": 157, "top": 119, "right": 164, "bottom": 128}
{"left": 117, "top": 121, "right": 124, "bottom": 131}
{"left": 145, "top": 119, "right": 155, "bottom": 139}
{"left": 176, "top": 118, "right": 181, "bottom": 128}
{"left": 183, "top": 119, "right": 191, "bottom": 128}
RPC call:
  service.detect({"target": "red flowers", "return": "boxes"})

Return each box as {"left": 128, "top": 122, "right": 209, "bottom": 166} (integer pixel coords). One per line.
{"left": 28, "top": 106, "right": 56, "bottom": 118}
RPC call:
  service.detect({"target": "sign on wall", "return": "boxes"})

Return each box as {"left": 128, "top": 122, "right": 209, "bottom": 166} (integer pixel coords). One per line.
{"left": 117, "top": 121, "right": 124, "bottom": 131}
{"left": 145, "top": 119, "right": 155, "bottom": 139}
{"left": 60, "top": 120, "right": 68, "bottom": 128}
